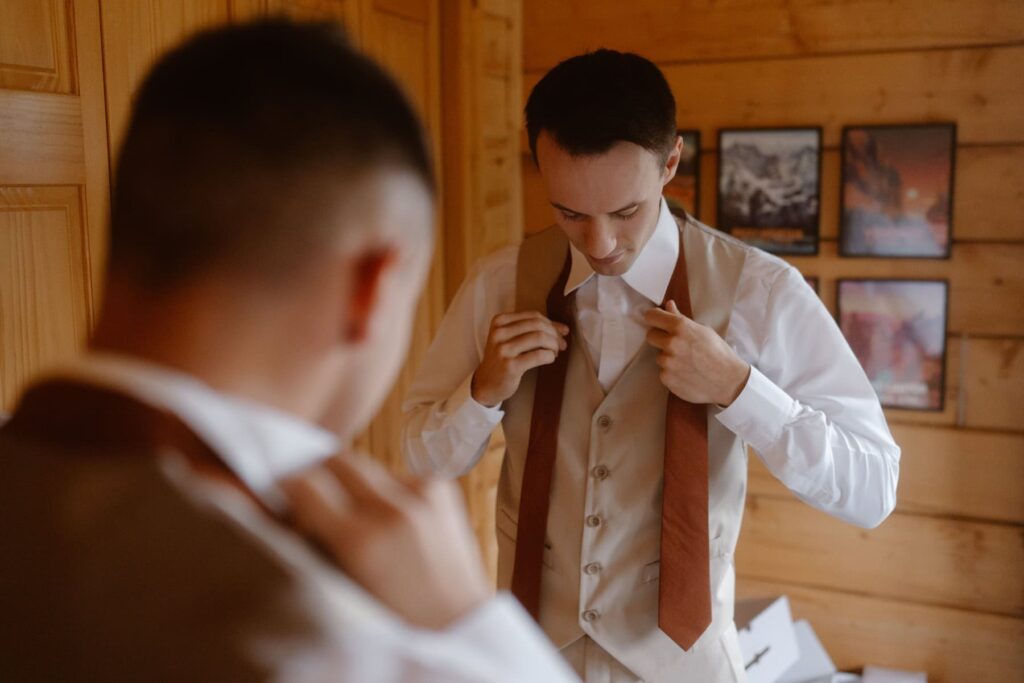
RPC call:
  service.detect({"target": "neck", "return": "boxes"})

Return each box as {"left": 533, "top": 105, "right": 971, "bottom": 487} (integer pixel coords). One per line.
{"left": 90, "top": 277, "right": 338, "bottom": 422}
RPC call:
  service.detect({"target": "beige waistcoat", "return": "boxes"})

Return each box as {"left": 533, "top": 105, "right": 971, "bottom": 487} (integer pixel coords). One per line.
{"left": 495, "top": 216, "right": 750, "bottom": 682}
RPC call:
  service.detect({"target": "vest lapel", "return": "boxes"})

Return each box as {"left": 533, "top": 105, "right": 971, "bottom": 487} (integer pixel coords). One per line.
{"left": 3, "top": 379, "right": 273, "bottom": 516}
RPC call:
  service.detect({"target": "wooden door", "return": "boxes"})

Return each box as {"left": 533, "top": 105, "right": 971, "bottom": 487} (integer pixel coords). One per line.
{"left": 0, "top": 0, "right": 110, "bottom": 411}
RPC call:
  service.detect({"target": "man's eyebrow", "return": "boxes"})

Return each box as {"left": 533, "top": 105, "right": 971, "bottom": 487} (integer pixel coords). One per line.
{"left": 550, "top": 201, "right": 640, "bottom": 215}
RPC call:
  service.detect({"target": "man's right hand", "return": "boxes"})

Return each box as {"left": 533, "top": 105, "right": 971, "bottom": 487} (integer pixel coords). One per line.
{"left": 282, "top": 453, "right": 492, "bottom": 631}
{"left": 471, "top": 312, "right": 569, "bottom": 407}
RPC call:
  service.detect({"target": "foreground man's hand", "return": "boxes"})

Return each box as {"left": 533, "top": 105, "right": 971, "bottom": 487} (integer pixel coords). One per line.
{"left": 471, "top": 311, "right": 570, "bottom": 407}
{"left": 644, "top": 300, "right": 751, "bottom": 407}
{"left": 282, "top": 453, "right": 491, "bottom": 630}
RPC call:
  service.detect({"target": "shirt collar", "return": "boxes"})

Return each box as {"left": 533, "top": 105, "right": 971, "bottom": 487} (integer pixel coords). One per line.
{"left": 54, "top": 352, "right": 339, "bottom": 512}
{"left": 564, "top": 197, "right": 680, "bottom": 304}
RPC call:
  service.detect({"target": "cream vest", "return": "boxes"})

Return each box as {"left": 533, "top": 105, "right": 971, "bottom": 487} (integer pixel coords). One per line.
{"left": 495, "top": 216, "right": 751, "bottom": 682}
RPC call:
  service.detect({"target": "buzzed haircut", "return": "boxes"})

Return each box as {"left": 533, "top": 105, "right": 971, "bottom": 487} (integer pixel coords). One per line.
{"left": 525, "top": 49, "right": 677, "bottom": 164}
{"left": 110, "top": 19, "right": 432, "bottom": 290}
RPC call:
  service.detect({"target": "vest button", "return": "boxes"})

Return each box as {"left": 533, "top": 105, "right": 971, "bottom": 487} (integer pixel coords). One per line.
{"left": 584, "top": 562, "right": 602, "bottom": 575}
{"left": 592, "top": 465, "right": 610, "bottom": 480}
{"left": 582, "top": 609, "right": 600, "bottom": 623}
{"left": 586, "top": 515, "right": 602, "bottom": 528}
{"left": 597, "top": 414, "right": 612, "bottom": 429}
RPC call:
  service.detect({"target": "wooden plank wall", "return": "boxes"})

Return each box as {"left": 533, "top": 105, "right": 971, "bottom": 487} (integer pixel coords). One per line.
{"left": 521, "top": 2, "right": 1024, "bottom": 680}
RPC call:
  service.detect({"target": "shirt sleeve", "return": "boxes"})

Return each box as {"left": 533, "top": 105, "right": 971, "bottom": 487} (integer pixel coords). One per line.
{"left": 401, "top": 248, "right": 517, "bottom": 478}
{"left": 716, "top": 263, "right": 901, "bottom": 529}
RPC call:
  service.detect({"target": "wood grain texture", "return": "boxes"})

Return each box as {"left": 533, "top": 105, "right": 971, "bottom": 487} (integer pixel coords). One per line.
{"left": 0, "top": 91, "right": 84, "bottom": 185}
{"left": 524, "top": 45, "right": 1024, "bottom": 146}
{"left": 749, "top": 425, "right": 1024, "bottom": 524}
{"left": 788, "top": 242, "right": 1024, "bottom": 337}
{"left": 736, "top": 495, "right": 1024, "bottom": 616}
{"left": 0, "top": 0, "right": 76, "bottom": 94}
{"left": 73, "top": 0, "right": 112, "bottom": 316}
{"left": 523, "top": 0, "right": 1024, "bottom": 71}
{"left": 0, "top": 186, "right": 90, "bottom": 411}
{"left": 737, "top": 578, "right": 1024, "bottom": 683}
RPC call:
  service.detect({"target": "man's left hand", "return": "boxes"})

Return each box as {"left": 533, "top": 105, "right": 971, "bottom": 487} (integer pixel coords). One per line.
{"left": 644, "top": 300, "right": 751, "bottom": 407}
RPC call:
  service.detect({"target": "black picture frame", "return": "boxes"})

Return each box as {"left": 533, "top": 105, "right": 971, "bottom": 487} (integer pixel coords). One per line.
{"left": 804, "top": 275, "right": 820, "bottom": 295}
{"left": 716, "top": 126, "right": 822, "bottom": 256}
{"left": 839, "top": 123, "right": 957, "bottom": 259}
{"left": 665, "top": 129, "right": 701, "bottom": 220}
{"left": 836, "top": 278, "right": 949, "bottom": 412}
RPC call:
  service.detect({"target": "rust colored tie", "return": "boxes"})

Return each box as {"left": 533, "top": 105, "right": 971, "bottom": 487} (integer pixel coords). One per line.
{"left": 510, "top": 235, "right": 711, "bottom": 651}
{"left": 658, "top": 241, "right": 712, "bottom": 651}
{"left": 510, "top": 253, "right": 574, "bottom": 619}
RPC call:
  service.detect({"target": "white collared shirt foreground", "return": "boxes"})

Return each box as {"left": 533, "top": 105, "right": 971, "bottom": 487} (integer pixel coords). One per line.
{"left": 402, "top": 199, "right": 899, "bottom": 529}
{"left": 50, "top": 353, "right": 580, "bottom": 683}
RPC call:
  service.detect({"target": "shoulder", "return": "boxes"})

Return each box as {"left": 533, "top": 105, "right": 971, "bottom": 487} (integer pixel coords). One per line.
{"left": 683, "top": 215, "right": 797, "bottom": 288}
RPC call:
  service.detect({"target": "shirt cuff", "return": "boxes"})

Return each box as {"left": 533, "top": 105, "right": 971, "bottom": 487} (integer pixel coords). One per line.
{"left": 449, "top": 372, "right": 505, "bottom": 427}
{"left": 446, "top": 593, "right": 579, "bottom": 682}
{"left": 715, "top": 366, "right": 797, "bottom": 450}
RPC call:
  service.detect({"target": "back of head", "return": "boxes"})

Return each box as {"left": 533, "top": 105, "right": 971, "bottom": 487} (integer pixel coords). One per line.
{"left": 524, "top": 48, "right": 677, "bottom": 163}
{"left": 110, "top": 19, "right": 433, "bottom": 291}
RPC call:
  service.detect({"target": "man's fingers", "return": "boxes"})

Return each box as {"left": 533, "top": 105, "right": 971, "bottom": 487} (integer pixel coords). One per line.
{"left": 644, "top": 306, "right": 679, "bottom": 332}
{"left": 492, "top": 311, "right": 569, "bottom": 334}
{"left": 666, "top": 299, "right": 682, "bottom": 316}
{"left": 646, "top": 328, "right": 673, "bottom": 350}
{"left": 282, "top": 470, "right": 357, "bottom": 541}
{"left": 491, "top": 317, "right": 568, "bottom": 345}
{"left": 501, "top": 329, "right": 564, "bottom": 357}
{"left": 323, "top": 453, "right": 406, "bottom": 512}
{"left": 513, "top": 348, "right": 558, "bottom": 373}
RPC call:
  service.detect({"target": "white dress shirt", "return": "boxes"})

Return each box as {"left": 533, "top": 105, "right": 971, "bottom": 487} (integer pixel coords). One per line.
{"left": 52, "top": 353, "right": 580, "bottom": 683}
{"left": 402, "top": 199, "right": 900, "bottom": 529}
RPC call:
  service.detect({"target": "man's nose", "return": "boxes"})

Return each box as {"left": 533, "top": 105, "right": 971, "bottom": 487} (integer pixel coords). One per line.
{"left": 585, "top": 221, "right": 616, "bottom": 259}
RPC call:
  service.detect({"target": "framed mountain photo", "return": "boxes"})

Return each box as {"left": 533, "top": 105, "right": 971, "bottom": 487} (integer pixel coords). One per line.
{"left": 717, "top": 127, "right": 821, "bottom": 255}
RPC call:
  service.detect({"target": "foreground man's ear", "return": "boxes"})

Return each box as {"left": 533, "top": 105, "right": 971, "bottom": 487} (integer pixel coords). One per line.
{"left": 344, "top": 247, "right": 398, "bottom": 342}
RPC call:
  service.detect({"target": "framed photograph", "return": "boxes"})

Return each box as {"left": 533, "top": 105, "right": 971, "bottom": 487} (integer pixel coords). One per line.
{"left": 665, "top": 130, "right": 700, "bottom": 219}
{"left": 839, "top": 123, "right": 956, "bottom": 258}
{"left": 804, "top": 275, "right": 819, "bottom": 295}
{"left": 717, "top": 127, "right": 821, "bottom": 255}
{"left": 837, "top": 279, "right": 949, "bottom": 411}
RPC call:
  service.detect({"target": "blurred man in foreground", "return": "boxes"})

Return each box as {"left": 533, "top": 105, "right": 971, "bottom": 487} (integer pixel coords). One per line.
{"left": 0, "top": 20, "right": 576, "bottom": 683}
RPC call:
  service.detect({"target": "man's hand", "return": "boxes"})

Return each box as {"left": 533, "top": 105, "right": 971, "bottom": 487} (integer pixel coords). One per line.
{"left": 471, "top": 311, "right": 570, "bottom": 407}
{"left": 644, "top": 300, "right": 751, "bottom": 407}
{"left": 282, "top": 453, "right": 491, "bottom": 630}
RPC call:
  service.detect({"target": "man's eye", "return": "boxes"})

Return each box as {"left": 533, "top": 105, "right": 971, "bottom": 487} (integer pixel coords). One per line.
{"left": 561, "top": 211, "right": 585, "bottom": 222}
{"left": 615, "top": 208, "right": 639, "bottom": 220}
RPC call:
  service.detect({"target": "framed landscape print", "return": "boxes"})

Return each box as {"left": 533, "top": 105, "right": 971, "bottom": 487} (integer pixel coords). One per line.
{"left": 839, "top": 123, "right": 956, "bottom": 258}
{"left": 837, "top": 279, "right": 949, "bottom": 411}
{"left": 665, "top": 129, "right": 700, "bottom": 219}
{"left": 717, "top": 127, "right": 821, "bottom": 255}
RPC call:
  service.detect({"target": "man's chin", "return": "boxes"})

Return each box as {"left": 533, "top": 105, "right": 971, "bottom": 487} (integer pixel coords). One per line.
{"left": 588, "top": 254, "right": 634, "bottom": 277}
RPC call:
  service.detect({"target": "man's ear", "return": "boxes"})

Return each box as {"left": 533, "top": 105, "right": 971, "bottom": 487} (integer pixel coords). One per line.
{"left": 344, "top": 247, "right": 398, "bottom": 343}
{"left": 661, "top": 134, "right": 684, "bottom": 186}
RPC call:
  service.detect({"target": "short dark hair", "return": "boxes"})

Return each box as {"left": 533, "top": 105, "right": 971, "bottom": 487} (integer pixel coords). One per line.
{"left": 110, "top": 19, "right": 433, "bottom": 290}
{"left": 525, "top": 49, "right": 677, "bottom": 164}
